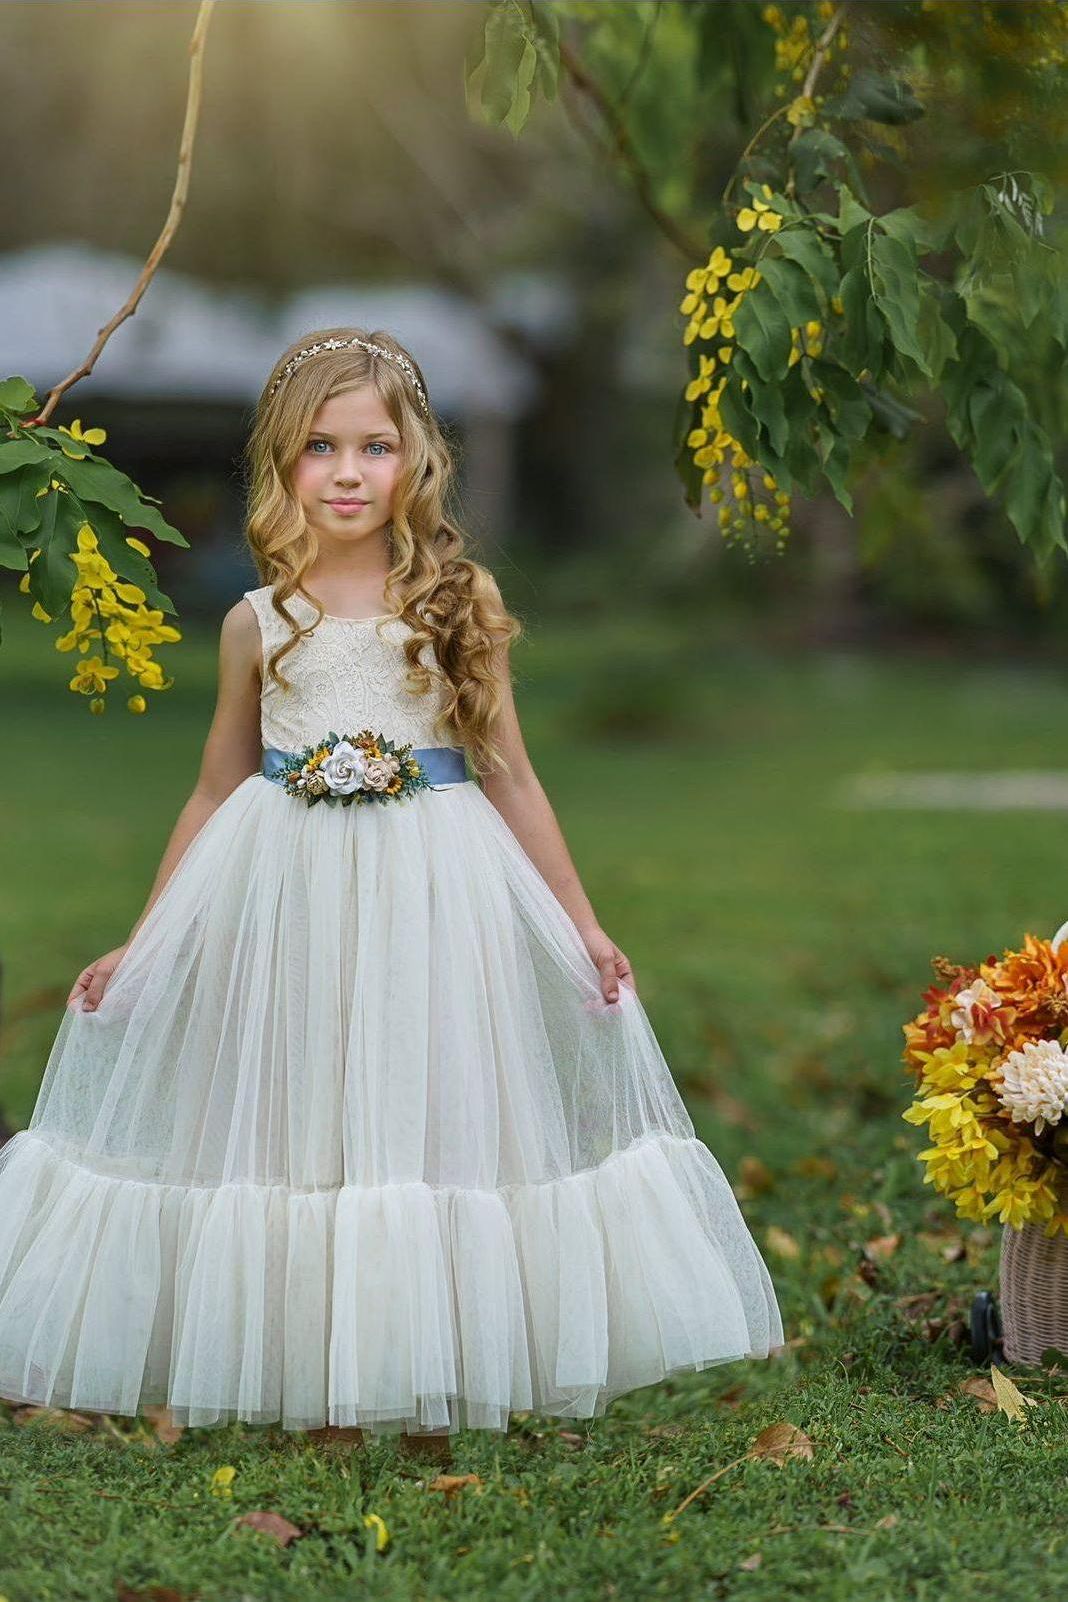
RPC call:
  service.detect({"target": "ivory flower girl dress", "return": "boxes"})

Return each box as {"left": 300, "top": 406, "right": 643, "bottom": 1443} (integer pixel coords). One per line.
{"left": 0, "top": 587, "right": 784, "bottom": 1433}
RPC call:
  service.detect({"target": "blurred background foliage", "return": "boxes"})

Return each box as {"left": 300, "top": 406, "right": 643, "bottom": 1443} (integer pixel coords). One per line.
{"left": 0, "top": 0, "right": 1065, "bottom": 666}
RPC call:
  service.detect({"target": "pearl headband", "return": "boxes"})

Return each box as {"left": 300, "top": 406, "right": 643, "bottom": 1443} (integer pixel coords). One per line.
{"left": 268, "top": 336, "right": 430, "bottom": 416}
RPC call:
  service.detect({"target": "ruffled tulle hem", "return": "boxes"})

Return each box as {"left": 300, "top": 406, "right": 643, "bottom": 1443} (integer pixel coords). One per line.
{"left": 0, "top": 1127, "right": 784, "bottom": 1433}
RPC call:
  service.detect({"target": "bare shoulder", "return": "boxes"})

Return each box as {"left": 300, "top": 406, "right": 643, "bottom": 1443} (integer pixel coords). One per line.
{"left": 220, "top": 596, "right": 263, "bottom": 681}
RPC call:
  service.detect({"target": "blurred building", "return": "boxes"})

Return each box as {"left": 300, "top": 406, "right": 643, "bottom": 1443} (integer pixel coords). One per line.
{"left": 0, "top": 242, "right": 558, "bottom": 612}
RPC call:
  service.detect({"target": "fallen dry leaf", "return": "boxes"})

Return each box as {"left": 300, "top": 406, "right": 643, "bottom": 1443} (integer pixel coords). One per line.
{"left": 717, "top": 1383, "right": 748, "bottom": 1407}
{"left": 234, "top": 1510, "right": 304, "bottom": 1547}
{"left": 958, "top": 1376, "right": 998, "bottom": 1413}
{"left": 863, "top": 1234, "right": 901, "bottom": 1262}
{"left": 738, "top": 1156, "right": 775, "bottom": 1194}
{"left": 875, "top": 1513, "right": 899, "bottom": 1530}
{"left": 990, "top": 1364, "right": 1039, "bottom": 1423}
{"left": 557, "top": 1431, "right": 586, "bottom": 1448}
{"left": 427, "top": 1473, "right": 482, "bottom": 1496}
{"left": 765, "top": 1225, "right": 801, "bottom": 1260}
{"left": 739, "top": 1552, "right": 763, "bottom": 1570}
{"left": 140, "top": 1405, "right": 184, "bottom": 1445}
{"left": 706, "top": 1084, "right": 758, "bottom": 1130}
{"left": 665, "top": 1420, "right": 814, "bottom": 1522}
{"left": 792, "top": 1155, "right": 838, "bottom": 1181}
{"left": 750, "top": 1422, "right": 815, "bottom": 1465}
{"left": 12, "top": 1406, "right": 94, "bottom": 1433}
{"left": 896, "top": 1291, "right": 940, "bottom": 1322}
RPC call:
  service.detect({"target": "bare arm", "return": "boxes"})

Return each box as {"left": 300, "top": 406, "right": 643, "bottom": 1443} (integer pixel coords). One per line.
{"left": 478, "top": 587, "right": 636, "bottom": 1004}
{"left": 127, "top": 598, "right": 264, "bottom": 939}
{"left": 68, "top": 598, "right": 264, "bottom": 1009}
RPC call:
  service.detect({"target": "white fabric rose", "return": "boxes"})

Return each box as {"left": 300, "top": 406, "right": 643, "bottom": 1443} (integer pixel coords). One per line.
{"left": 362, "top": 754, "right": 401, "bottom": 792}
{"left": 319, "top": 739, "right": 369, "bottom": 795}
{"left": 997, "top": 1038, "right": 1068, "bottom": 1134}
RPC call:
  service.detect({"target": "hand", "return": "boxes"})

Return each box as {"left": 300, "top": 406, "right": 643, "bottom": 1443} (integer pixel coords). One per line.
{"left": 580, "top": 924, "right": 637, "bottom": 1004}
{"left": 67, "top": 944, "right": 130, "bottom": 1013}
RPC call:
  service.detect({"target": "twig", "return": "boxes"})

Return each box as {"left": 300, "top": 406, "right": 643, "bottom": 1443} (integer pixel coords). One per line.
{"left": 798, "top": 1, "right": 850, "bottom": 110}
{"left": 615, "top": 0, "right": 664, "bottom": 116}
{"left": 665, "top": 1450, "right": 752, "bottom": 1520}
{"left": 34, "top": 1, "right": 217, "bottom": 425}
{"left": 557, "top": 33, "right": 705, "bottom": 259}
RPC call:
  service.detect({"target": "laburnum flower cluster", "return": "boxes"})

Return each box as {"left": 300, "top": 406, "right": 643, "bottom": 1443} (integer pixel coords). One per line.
{"left": 679, "top": 217, "right": 796, "bottom": 556}
{"left": 20, "top": 418, "right": 180, "bottom": 715}
{"left": 762, "top": 2, "right": 850, "bottom": 92}
{"left": 902, "top": 934, "right": 1068, "bottom": 1235}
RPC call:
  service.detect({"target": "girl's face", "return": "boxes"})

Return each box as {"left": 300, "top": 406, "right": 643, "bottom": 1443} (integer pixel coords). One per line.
{"left": 291, "top": 384, "right": 403, "bottom": 547}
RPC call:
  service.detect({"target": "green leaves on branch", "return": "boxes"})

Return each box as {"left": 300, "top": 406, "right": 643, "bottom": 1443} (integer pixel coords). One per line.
{"left": 465, "top": 0, "right": 559, "bottom": 135}
{"left": 465, "top": 2, "right": 1066, "bottom": 565}
{"left": 681, "top": 170, "right": 1064, "bottom": 557}
{"left": 0, "top": 377, "right": 187, "bottom": 635}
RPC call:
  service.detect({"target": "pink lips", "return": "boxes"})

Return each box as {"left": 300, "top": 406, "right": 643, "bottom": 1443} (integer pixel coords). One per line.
{"left": 328, "top": 498, "right": 368, "bottom": 508}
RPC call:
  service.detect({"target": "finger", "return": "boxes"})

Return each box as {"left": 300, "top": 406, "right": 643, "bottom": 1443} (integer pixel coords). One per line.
{"left": 66, "top": 968, "right": 94, "bottom": 1008}
{"left": 614, "top": 951, "right": 635, "bottom": 984}
{"left": 597, "top": 955, "right": 619, "bottom": 1003}
{"left": 82, "top": 974, "right": 109, "bottom": 1012}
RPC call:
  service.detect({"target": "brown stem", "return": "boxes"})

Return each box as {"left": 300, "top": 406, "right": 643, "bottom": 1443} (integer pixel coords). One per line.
{"left": 34, "top": 1, "right": 216, "bottom": 426}
{"left": 798, "top": 1, "right": 850, "bottom": 109}
{"left": 722, "top": 101, "right": 793, "bottom": 211}
{"left": 666, "top": 1450, "right": 753, "bottom": 1520}
{"left": 783, "top": 2, "right": 850, "bottom": 199}
{"left": 557, "top": 34, "right": 705, "bottom": 259}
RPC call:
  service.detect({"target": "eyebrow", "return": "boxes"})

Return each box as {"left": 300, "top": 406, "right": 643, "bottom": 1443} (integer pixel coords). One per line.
{"left": 308, "top": 428, "right": 401, "bottom": 442}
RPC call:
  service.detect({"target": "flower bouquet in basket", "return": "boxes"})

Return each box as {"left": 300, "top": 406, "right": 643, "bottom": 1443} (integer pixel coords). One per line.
{"left": 901, "top": 922, "right": 1068, "bottom": 1364}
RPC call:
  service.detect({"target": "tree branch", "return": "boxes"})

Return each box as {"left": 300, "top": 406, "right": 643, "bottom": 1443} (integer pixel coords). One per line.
{"left": 557, "top": 33, "right": 706, "bottom": 260}
{"left": 34, "top": 1, "right": 216, "bottom": 425}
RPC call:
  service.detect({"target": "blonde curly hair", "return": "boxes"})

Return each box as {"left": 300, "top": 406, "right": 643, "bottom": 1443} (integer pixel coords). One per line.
{"left": 244, "top": 326, "right": 523, "bottom": 779}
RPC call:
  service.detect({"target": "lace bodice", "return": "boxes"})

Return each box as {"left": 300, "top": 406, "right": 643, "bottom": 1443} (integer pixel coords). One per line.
{"left": 242, "top": 586, "right": 455, "bottom": 752}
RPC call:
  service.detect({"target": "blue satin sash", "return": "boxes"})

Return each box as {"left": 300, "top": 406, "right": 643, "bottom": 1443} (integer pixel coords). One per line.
{"left": 261, "top": 744, "right": 469, "bottom": 788}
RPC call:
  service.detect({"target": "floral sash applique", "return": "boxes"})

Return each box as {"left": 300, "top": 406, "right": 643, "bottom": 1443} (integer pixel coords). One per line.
{"left": 274, "top": 730, "right": 432, "bottom": 807}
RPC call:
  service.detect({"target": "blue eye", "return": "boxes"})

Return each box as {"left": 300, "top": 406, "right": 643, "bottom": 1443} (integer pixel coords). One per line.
{"left": 306, "top": 439, "right": 392, "bottom": 454}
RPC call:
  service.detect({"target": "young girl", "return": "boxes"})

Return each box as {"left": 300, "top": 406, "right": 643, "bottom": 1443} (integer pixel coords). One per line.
{"left": 0, "top": 328, "right": 784, "bottom": 1454}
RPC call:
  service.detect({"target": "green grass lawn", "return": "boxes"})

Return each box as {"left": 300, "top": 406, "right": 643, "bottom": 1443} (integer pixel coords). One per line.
{"left": 3, "top": 602, "right": 1068, "bottom": 1601}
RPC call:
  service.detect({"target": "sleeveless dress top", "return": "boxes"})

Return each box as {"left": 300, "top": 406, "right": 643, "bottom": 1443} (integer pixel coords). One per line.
{"left": 242, "top": 585, "right": 453, "bottom": 753}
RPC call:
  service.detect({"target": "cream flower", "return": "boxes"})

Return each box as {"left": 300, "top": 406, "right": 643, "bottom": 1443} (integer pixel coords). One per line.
{"left": 997, "top": 1038, "right": 1068, "bottom": 1134}
{"left": 362, "top": 754, "right": 401, "bottom": 792}
{"left": 950, "top": 978, "right": 1002, "bottom": 1043}
{"left": 320, "top": 739, "right": 368, "bottom": 795}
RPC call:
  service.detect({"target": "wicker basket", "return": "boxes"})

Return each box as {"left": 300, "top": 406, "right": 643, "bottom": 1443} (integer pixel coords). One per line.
{"left": 999, "top": 1221, "right": 1068, "bottom": 1364}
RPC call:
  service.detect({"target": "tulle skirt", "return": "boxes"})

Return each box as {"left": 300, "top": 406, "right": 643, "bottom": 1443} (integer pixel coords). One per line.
{"left": 0, "top": 772, "right": 784, "bottom": 1432}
